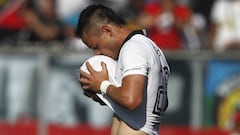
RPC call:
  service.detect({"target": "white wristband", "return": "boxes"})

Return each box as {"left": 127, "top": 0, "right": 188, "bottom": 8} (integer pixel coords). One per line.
{"left": 100, "top": 80, "right": 111, "bottom": 95}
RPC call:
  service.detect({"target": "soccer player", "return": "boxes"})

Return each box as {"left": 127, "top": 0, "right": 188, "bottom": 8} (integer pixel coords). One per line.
{"left": 76, "top": 4, "right": 170, "bottom": 135}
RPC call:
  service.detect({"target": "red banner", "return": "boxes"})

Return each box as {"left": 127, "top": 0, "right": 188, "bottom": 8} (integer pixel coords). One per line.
{"left": 0, "top": 121, "right": 230, "bottom": 135}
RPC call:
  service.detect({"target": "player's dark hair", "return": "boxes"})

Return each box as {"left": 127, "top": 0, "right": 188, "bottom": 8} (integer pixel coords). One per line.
{"left": 75, "top": 4, "right": 126, "bottom": 38}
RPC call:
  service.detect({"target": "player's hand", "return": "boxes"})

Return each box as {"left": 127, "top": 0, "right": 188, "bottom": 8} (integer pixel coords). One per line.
{"left": 79, "top": 61, "right": 109, "bottom": 93}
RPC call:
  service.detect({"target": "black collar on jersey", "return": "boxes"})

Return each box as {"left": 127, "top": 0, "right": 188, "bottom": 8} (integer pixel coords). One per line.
{"left": 117, "top": 29, "right": 145, "bottom": 60}
{"left": 122, "top": 30, "right": 145, "bottom": 45}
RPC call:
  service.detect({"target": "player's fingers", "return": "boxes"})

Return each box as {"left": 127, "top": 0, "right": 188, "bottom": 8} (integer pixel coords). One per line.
{"left": 101, "top": 61, "right": 108, "bottom": 73}
{"left": 86, "top": 62, "right": 95, "bottom": 74}
{"left": 79, "top": 78, "right": 90, "bottom": 90}
{"left": 80, "top": 79, "right": 91, "bottom": 90}
{"left": 81, "top": 85, "right": 90, "bottom": 90}
{"left": 80, "top": 69, "right": 90, "bottom": 79}
{"left": 79, "top": 77, "right": 88, "bottom": 85}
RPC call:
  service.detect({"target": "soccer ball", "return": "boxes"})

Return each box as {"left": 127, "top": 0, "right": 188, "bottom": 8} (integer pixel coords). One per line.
{"left": 80, "top": 55, "right": 118, "bottom": 104}
{"left": 80, "top": 55, "right": 118, "bottom": 85}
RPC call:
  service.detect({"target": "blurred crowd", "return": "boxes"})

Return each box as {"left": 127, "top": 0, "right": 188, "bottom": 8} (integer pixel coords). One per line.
{"left": 0, "top": 0, "right": 239, "bottom": 52}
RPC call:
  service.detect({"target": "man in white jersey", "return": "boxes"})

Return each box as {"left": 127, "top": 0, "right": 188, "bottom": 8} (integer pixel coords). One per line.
{"left": 76, "top": 4, "right": 170, "bottom": 135}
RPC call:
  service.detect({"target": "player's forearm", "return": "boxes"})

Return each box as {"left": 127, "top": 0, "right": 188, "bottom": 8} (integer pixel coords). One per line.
{"left": 106, "top": 85, "right": 142, "bottom": 110}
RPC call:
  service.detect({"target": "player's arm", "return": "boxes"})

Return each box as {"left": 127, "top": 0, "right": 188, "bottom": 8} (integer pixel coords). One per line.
{"left": 107, "top": 74, "right": 145, "bottom": 110}
{"left": 80, "top": 62, "right": 145, "bottom": 110}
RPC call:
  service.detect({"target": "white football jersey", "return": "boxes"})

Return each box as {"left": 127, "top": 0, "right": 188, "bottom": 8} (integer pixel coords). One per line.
{"left": 80, "top": 31, "right": 170, "bottom": 135}
{"left": 115, "top": 32, "right": 170, "bottom": 135}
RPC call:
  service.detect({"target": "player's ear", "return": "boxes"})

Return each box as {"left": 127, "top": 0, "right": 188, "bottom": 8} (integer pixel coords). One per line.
{"left": 101, "top": 24, "right": 112, "bottom": 36}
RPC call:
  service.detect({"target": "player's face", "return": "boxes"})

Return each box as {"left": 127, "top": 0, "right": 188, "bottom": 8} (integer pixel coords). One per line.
{"left": 82, "top": 30, "right": 118, "bottom": 60}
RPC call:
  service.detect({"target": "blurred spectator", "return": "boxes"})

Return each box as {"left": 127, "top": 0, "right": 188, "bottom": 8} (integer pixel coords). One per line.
{"left": 184, "top": 11, "right": 206, "bottom": 50}
{"left": 20, "top": 0, "right": 65, "bottom": 43}
{"left": 207, "top": 0, "right": 240, "bottom": 51}
{"left": 119, "top": 0, "right": 145, "bottom": 30}
{"left": 56, "top": 0, "right": 91, "bottom": 50}
{"left": 56, "top": 0, "right": 91, "bottom": 21}
{"left": 135, "top": 0, "right": 202, "bottom": 50}
{"left": 0, "top": 0, "right": 27, "bottom": 45}
{"left": 94, "top": 0, "right": 129, "bottom": 15}
{"left": 122, "top": 0, "right": 144, "bottom": 20}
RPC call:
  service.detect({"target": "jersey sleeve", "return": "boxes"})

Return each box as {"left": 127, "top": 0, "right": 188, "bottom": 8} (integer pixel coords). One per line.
{"left": 120, "top": 38, "right": 150, "bottom": 78}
